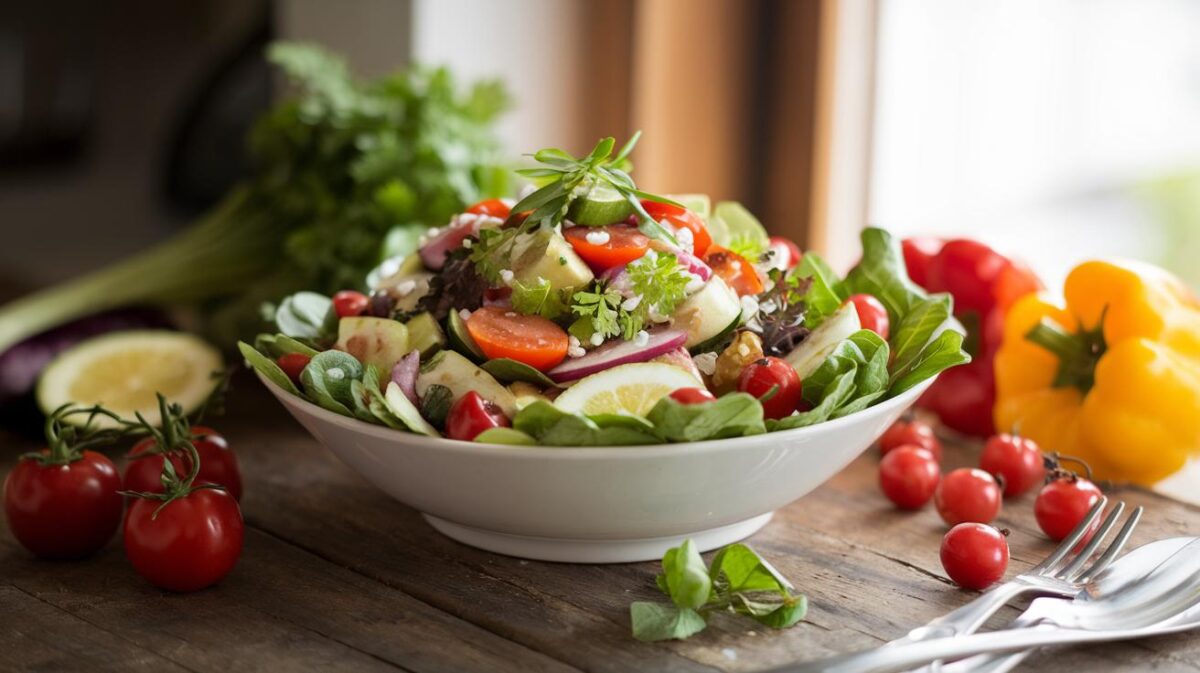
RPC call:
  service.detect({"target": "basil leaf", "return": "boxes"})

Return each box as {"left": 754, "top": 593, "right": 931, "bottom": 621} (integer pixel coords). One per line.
{"left": 843, "top": 228, "right": 927, "bottom": 325}
{"left": 794, "top": 252, "right": 846, "bottom": 326}
{"left": 238, "top": 341, "right": 300, "bottom": 396}
{"left": 645, "top": 393, "right": 766, "bottom": 442}
{"left": 709, "top": 544, "right": 792, "bottom": 595}
{"left": 630, "top": 603, "right": 707, "bottom": 642}
{"left": 889, "top": 294, "right": 952, "bottom": 376}
{"left": 660, "top": 540, "right": 712, "bottom": 610}
{"left": 889, "top": 329, "right": 972, "bottom": 395}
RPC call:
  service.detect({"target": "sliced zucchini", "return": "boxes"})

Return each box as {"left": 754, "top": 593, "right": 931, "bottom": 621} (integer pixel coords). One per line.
{"left": 416, "top": 350, "right": 517, "bottom": 417}
{"left": 566, "top": 182, "right": 634, "bottom": 226}
{"left": 673, "top": 276, "right": 743, "bottom": 349}
{"left": 384, "top": 382, "right": 440, "bottom": 436}
{"left": 446, "top": 309, "right": 485, "bottom": 361}
{"left": 336, "top": 317, "right": 410, "bottom": 374}
{"left": 784, "top": 304, "right": 862, "bottom": 379}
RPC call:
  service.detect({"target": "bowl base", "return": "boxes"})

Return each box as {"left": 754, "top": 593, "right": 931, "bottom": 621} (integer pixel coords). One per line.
{"left": 423, "top": 512, "right": 774, "bottom": 563}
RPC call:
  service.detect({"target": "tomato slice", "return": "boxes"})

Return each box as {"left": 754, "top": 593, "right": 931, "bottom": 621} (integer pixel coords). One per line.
{"left": 563, "top": 225, "right": 650, "bottom": 272}
{"left": 466, "top": 198, "right": 511, "bottom": 219}
{"left": 704, "top": 245, "right": 764, "bottom": 296}
{"left": 640, "top": 200, "right": 712, "bottom": 256}
{"left": 466, "top": 306, "right": 569, "bottom": 371}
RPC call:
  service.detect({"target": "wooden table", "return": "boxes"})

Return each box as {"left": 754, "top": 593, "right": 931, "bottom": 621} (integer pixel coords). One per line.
{"left": 2, "top": 377, "right": 1198, "bottom": 673}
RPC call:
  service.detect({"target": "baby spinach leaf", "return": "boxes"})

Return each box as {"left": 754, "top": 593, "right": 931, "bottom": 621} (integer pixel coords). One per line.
{"left": 630, "top": 603, "right": 707, "bottom": 642}
{"left": 238, "top": 341, "right": 300, "bottom": 396}
{"left": 481, "top": 358, "right": 558, "bottom": 387}
{"left": 512, "top": 401, "right": 660, "bottom": 446}
{"left": 843, "top": 228, "right": 927, "bottom": 325}
{"left": 889, "top": 329, "right": 972, "bottom": 395}
{"left": 889, "top": 294, "right": 952, "bottom": 376}
{"left": 709, "top": 544, "right": 792, "bottom": 594}
{"left": 659, "top": 540, "right": 713, "bottom": 610}
{"left": 645, "top": 393, "right": 765, "bottom": 442}
{"left": 738, "top": 594, "right": 808, "bottom": 629}
{"left": 794, "top": 252, "right": 847, "bottom": 326}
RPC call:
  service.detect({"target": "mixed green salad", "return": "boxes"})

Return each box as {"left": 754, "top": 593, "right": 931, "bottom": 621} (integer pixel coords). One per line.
{"left": 240, "top": 134, "right": 969, "bottom": 446}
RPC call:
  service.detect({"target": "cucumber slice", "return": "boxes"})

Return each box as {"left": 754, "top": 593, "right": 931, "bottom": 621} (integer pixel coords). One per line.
{"left": 446, "top": 310, "right": 485, "bottom": 361}
{"left": 784, "top": 304, "right": 862, "bottom": 379}
{"left": 416, "top": 350, "right": 517, "bottom": 417}
{"left": 38, "top": 331, "right": 223, "bottom": 428}
{"left": 384, "top": 382, "right": 439, "bottom": 436}
{"left": 336, "top": 317, "right": 410, "bottom": 373}
{"left": 673, "top": 276, "right": 743, "bottom": 349}
{"left": 688, "top": 313, "right": 742, "bottom": 355}
{"left": 301, "top": 350, "right": 363, "bottom": 408}
{"left": 566, "top": 182, "right": 634, "bottom": 226}
{"left": 668, "top": 194, "right": 712, "bottom": 218}
{"left": 404, "top": 312, "right": 445, "bottom": 357}
{"left": 239, "top": 341, "right": 300, "bottom": 397}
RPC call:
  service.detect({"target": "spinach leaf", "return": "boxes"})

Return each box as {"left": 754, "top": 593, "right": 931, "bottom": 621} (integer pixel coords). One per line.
{"left": 481, "top": 358, "right": 559, "bottom": 387}
{"left": 889, "top": 294, "right": 952, "bottom": 376}
{"left": 659, "top": 540, "right": 712, "bottom": 610}
{"left": 238, "top": 341, "right": 300, "bottom": 396}
{"left": 794, "top": 252, "right": 846, "bottom": 326}
{"left": 630, "top": 603, "right": 707, "bottom": 642}
{"left": 843, "top": 228, "right": 927, "bottom": 325}
{"left": 709, "top": 544, "right": 792, "bottom": 594}
{"left": 644, "top": 393, "right": 766, "bottom": 442}
{"left": 473, "top": 427, "right": 537, "bottom": 445}
{"left": 512, "top": 401, "right": 661, "bottom": 446}
{"left": 889, "top": 329, "right": 972, "bottom": 395}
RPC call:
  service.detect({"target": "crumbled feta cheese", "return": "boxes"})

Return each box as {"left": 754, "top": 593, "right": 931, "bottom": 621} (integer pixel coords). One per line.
{"left": 694, "top": 352, "right": 718, "bottom": 376}
{"left": 590, "top": 332, "right": 605, "bottom": 347}
{"left": 643, "top": 249, "right": 658, "bottom": 261}
{"left": 426, "top": 227, "right": 441, "bottom": 237}
{"left": 478, "top": 214, "right": 504, "bottom": 229}
{"left": 740, "top": 295, "right": 760, "bottom": 322}
{"left": 327, "top": 368, "right": 345, "bottom": 381}
{"left": 462, "top": 238, "right": 473, "bottom": 249}
{"left": 621, "top": 295, "right": 642, "bottom": 311}
{"left": 675, "top": 225, "right": 694, "bottom": 252}
{"left": 585, "top": 230, "right": 611, "bottom": 246}
{"left": 499, "top": 269, "right": 514, "bottom": 285}
{"left": 567, "top": 336, "right": 586, "bottom": 358}
{"left": 634, "top": 330, "right": 650, "bottom": 347}
{"left": 394, "top": 279, "right": 417, "bottom": 297}
{"left": 648, "top": 306, "right": 671, "bottom": 323}
{"left": 459, "top": 309, "right": 472, "bottom": 321}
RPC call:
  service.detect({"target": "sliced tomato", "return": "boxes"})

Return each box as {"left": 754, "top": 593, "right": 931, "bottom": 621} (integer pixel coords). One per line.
{"left": 640, "top": 200, "right": 712, "bottom": 256}
{"left": 466, "top": 198, "right": 511, "bottom": 219}
{"left": 466, "top": 306, "right": 569, "bottom": 371}
{"left": 704, "top": 245, "right": 764, "bottom": 296}
{"left": 563, "top": 225, "right": 650, "bottom": 271}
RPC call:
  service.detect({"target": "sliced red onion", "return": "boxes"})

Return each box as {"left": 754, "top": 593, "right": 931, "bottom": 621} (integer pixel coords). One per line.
{"left": 419, "top": 215, "right": 482, "bottom": 270}
{"left": 650, "top": 346, "right": 704, "bottom": 382}
{"left": 547, "top": 329, "right": 688, "bottom": 383}
{"left": 390, "top": 350, "right": 420, "bottom": 405}
{"left": 675, "top": 250, "right": 712, "bottom": 281}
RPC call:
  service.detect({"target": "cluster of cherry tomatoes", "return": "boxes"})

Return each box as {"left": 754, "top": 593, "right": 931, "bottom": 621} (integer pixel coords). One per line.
{"left": 877, "top": 417, "right": 1103, "bottom": 590}
{"left": 3, "top": 399, "right": 244, "bottom": 592}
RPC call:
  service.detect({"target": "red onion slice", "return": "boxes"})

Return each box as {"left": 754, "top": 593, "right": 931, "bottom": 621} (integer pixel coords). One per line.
{"left": 390, "top": 350, "right": 421, "bottom": 405}
{"left": 547, "top": 329, "right": 688, "bottom": 383}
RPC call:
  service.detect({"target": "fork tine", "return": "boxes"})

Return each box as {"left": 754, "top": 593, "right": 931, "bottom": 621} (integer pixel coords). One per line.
{"left": 1059, "top": 502, "right": 1125, "bottom": 578}
{"left": 1077, "top": 505, "right": 1143, "bottom": 583}
{"left": 1030, "top": 496, "right": 1108, "bottom": 574}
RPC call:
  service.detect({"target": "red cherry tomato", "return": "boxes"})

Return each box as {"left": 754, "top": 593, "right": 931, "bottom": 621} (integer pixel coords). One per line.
{"left": 332, "top": 290, "right": 369, "bottom": 318}
{"left": 276, "top": 353, "right": 311, "bottom": 384}
{"left": 980, "top": 433, "right": 1045, "bottom": 497}
{"left": 4, "top": 450, "right": 123, "bottom": 559}
{"left": 1034, "top": 477, "right": 1103, "bottom": 541}
{"left": 123, "top": 426, "right": 242, "bottom": 501}
{"left": 879, "top": 446, "right": 940, "bottom": 510}
{"left": 941, "top": 523, "right": 1009, "bottom": 590}
{"left": 901, "top": 237, "right": 943, "bottom": 287}
{"left": 935, "top": 468, "right": 1002, "bottom": 525}
{"left": 879, "top": 418, "right": 942, "bottom": 462}
{"left": 768, "top": 236, "right": 803, "bottom": 268}
{"left": 704, "top": 246, "right": 765, "bottom": 296}
{"left": 466, "top": 198, "right": 512, "bottom": 219}
{"left": 844, "top": 294, "right": 890, "bottom": 340}
{"left": 446, "top": 391, "right": 511, "bottom": 442}
{"left": 737, "top": 357, "right": 803, "bottom": 420}
{"left": 563, "top": 224, "right": 650, "bottom": 271}
{"left": 670, "top": 387, "right": 717, "bottom": 405}
{"left": 124, "top": 488, "right": 243, "bottom": 592}
{"left": 640, "top": 200, "right": 712, "bottom": 256}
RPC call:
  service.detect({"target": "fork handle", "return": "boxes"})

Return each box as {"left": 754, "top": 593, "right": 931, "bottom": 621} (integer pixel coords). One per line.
{"left": 892, "top": 582, "right": 1028, "bottom": 646}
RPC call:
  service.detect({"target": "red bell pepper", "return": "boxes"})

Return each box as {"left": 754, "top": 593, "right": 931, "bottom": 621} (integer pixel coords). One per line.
{"left": 902, "top": 238, "right": 1041, "bottom": 437}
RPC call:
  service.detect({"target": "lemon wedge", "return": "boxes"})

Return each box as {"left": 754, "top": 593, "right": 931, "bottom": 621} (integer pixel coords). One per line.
{"left": 553, "top": 362, "right": 702, "bottom": 417}
{"left": 37, "top": 331, "right": 223, "bottom": 427}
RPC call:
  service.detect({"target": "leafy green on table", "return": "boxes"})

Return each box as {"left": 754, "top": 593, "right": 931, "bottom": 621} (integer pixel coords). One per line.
{"left": 631, "top": 540, "right": 807, "bottom": 642}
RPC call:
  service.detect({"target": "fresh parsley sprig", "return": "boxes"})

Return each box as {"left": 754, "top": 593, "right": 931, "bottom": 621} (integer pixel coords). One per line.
{"left": 513, "top": 133, "right": 682, "bottom": 244}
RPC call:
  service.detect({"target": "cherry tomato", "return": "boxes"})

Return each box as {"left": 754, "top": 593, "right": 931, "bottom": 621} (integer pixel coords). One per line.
{"left": 941, "top": 523, "right": 1009, "bottom": 590}
{"left": 878, "top": 446, "right": 940, "bottom": 510}
{"left": 124, "top": 426, "right": 242, "bottom": 501}
{"left": 124, "top": 488, "right": 243, "bottom": 592}
{"left": 277, "top": 353, "right": 310, "bottom": 384}
{"left": 879, "top": 418, "right": 942, "bottom": 462}
{"left": 563, "top": 224, "right": 650, "bottom": 271}
{"left": 640, "top": 200, "right": 712, "bottom": 256}
{"left": 446, "top": 391, "right": 511, "bottom": 442}
{"left": 737, "top": 357, "right": 803, "bottom": 420}
{"left": 768, "top": 236, "right": 803, "bottom": 268}
{"left": 901, "top": 237, "right": 943, "bottom": 287}
{"left": 1034, "top": 477, "right": 1103, "bottom": 541}
{"left": 670, "top": 387, "right": 717, "bottom": 405}
{"left": 466, "top": 198, "right": 512, "bottom": 219}
{"left": 4, "top": 450, "right": 123, "bottom": 559}
{"left": 704, "top": 246, "right": 765, "bottom": 296}
{"left": 845, "top": 294, "right": 890, "bottom": 340}
{"left": 980, "top": 433, "right": 1045, "bottom": 497}
{"left": 332, "top": 290, "right": 369, "bottom": 318}
{"left": 935, "top": 468, "right": 1002, "bottom": 525}
{"left": 466, "top": 306, "right": 569, "bottom": 371}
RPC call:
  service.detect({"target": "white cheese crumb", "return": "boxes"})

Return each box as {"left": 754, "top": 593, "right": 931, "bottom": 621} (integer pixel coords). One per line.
{"left": 694, "top": 352, "right": 718, "bottom": 376}
{"left": 740, "top": 294, "right": 760, "bottom": 323}
{"left": 590, "top": 332, "right": 605, "bottom": 347}
{"left": 634, "top": 330, "right": 650, "bottom": 347}
{"left": 426, "top": 227, "right": 440, "bottom": 237}
{"left": 620, "top": 295, "right": 642, "bottom": 311}
{"left": 478, "top": 215, "right": 504, "bottom": 229}
{"left": 585, "top": 230, "right": 611, "bottom": 246}
{"left": 461, "top": 238, "right": 473, "bottom": 249}
{"left": 567, "top": 335, "right": 586, "bottom": 358}
{"left": 394, "top": 279, "right": 417, "bottom": 297}
{"left": 458, "top": 309, "right": 472, "bottom": 321}
{"left": 648, "top": 306, "right": 671, "bottom": 323}
{"left": 499, "top": 269, "right": 514, "bottom": 285}
{"left": 675, "top": 225, "right": 695, "bottom": 253}
{"left": 327, "top": 368, "right": 345, "bottom": 381}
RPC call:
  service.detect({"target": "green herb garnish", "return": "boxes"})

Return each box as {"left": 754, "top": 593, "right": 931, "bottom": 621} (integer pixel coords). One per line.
{"left": 510, "top": 278, "right": 569, "bottom": 320}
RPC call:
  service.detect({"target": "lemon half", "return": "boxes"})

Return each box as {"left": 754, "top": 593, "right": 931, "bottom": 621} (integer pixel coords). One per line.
{"left": 553, "top": 362, "right": 702, "bottom": 417}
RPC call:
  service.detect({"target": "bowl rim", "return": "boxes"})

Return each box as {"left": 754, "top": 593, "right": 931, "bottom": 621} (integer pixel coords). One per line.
{"left": 257, "top": 370, "right": 937, "bottom": 460}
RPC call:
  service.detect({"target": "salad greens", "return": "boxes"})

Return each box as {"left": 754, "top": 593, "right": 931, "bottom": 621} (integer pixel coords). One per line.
{"left": 631, "top": 539, "right": 807, "bottom": 641}
{"left": 0, "top": 41, "right": 509, "bottom": 354}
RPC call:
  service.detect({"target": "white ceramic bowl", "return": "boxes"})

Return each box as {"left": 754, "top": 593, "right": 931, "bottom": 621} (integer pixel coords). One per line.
{"left": 259, "top": 373, "right": 935, "bottom": 563}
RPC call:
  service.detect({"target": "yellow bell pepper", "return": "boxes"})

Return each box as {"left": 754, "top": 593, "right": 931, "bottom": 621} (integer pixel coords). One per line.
{"left": 994, "top": 260, "right": 1200, "bottom": 484}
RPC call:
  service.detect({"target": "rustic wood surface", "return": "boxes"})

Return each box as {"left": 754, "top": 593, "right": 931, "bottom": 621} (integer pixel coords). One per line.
{"left": 1, "top": 374, "right": 1198, "bottom": 673}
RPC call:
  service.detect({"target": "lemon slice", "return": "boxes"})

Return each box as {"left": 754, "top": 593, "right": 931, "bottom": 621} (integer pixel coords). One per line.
{"left": 37, "top": 331, "right": 223, "bottom": 427}
{"left": 553, "top": 363, "right": 702, "bottom": 417}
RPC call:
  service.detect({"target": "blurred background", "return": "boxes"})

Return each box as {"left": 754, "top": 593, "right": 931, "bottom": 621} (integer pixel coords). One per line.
{"left": 2, "top": 0, "right": 1198, "bottom": 291}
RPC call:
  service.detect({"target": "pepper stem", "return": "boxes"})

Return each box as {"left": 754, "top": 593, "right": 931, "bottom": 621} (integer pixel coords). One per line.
{"left": 1023, "top": 309, "right": 1107, "bottom": 394}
